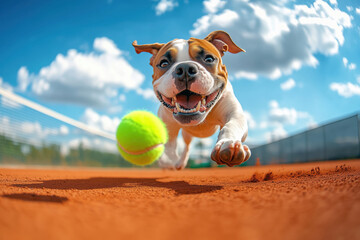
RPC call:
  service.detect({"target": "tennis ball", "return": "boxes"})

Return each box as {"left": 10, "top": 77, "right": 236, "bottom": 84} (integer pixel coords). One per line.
{"left": 116, "top": 110, "right": 168, "bottom": 166}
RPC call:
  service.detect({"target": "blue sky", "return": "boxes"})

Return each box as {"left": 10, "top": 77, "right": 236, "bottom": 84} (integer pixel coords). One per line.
{"left": 0, "top": 0, "right": 360, "bottom": 152}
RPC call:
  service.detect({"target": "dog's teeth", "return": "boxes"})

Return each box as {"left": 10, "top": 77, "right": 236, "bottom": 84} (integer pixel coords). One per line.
{"left": 175, "top": 102, "right": 181, "bottom": 112}
{"left": 171, "top": 98, "right": 174, "bottom": 106}
{"left": 202, "top": 98, "right": 206, "bottom": 106}
{"left": 195, "top": 101, "right": 201, "bottom": 112}
{"left": 174, "top": 101, "right": 202, "bottom": 113}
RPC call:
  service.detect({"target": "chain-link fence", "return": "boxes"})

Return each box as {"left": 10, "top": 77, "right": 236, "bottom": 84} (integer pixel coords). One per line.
{"left": 249, "top": 113, "right": 360, "bottom": 165}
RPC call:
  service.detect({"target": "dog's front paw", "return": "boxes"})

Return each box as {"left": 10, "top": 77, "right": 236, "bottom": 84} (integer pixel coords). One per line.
{"left": 158, "top": 160, "right": 186, "bottom": 171}
{"left": 158, "top": 160, "right": 176, "bottom": 170}
{"left": 158, "top": 153, "right": 182, "bottom": 170}
{"left": 174, "top": 161, "right": 187, "bottom": 171}
{"left": 211, "top": 140, "right": 251, "bottom": 167}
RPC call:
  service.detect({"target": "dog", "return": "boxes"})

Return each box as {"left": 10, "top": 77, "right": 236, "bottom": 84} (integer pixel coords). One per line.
{"left": 132, "top": 30, "right": 250, "bottom": 170}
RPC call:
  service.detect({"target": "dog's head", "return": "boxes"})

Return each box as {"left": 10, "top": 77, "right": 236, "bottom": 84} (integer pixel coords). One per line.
{"left": 133, "top": 31, "right": 244, "bottom": 126}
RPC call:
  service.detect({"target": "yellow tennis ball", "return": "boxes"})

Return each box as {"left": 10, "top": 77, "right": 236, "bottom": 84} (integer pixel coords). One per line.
{"left": 116, "top": 110, "right": 168, "bottom": 166}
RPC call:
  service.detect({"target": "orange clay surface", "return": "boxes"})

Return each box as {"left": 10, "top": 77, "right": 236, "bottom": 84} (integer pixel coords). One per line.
{"left": 1, "top": 160, "right": 360, "bottom": 240}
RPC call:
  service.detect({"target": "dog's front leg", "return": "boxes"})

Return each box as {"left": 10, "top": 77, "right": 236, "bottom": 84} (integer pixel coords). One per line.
{"left": 174, "top": 130, "right": 193, "bottom": 170}
{"left": 157, "top": 123, "right": 180, "bottom": 169}
{"left": 157, "top": 107, "right": 192, "bottom": 170}
{"left": 158, "top": 126, "right": 193, "bottom": 170}
{"left": 211, "top": 112, "right": 251, "bottom": 167}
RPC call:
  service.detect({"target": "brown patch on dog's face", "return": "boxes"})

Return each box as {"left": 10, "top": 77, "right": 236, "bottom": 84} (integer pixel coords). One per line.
{"left": 151, "top": 41, "right": 179, "bottom": 82}
{"left": 188, "top": 38, "right": 228, "bottom": 87}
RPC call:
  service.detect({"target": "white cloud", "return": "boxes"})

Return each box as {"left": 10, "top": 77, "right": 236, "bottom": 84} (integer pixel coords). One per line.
{"left": 343, "top": 57, "right": 356, "bottom": 70}
{"left": 107, "top": 105, "right": 123, "bottom": 114}
{"left": 269, "top": 102, "right": 298, "bottom": 125}
{"left": 190, "top": 0, "right": 352, "bottom": 79}
{"left": 346, "top": 6, "right": 353, "bottom": 12}
{"left": 328, "top": 0, "right": 337, "bottom": 6}
{"left": 259, "top": 121, "right": 269, "bottom": 129}
{"left": 119, "top": 94, "right": 126, "bottom": 102}
{"left": 348, "top": 63, "right": 356, "bottom": 70}
{"left": 155, "top": 0, "right": 178, "bottom": 16}
{"left": 20, "top": 121, "right": 69, "bottom": 138}
{"left": 60, "top": 125, "right": 69, "bottom": 135}
{"left": 93, "top": 37, "right": 121, "bottom": 55}
{"left": 191, "top": 15, "right": 211, "bottom": 36}
{"left": 0, "top": 77, "right": 13, "bottom": 91}
{"left": 212, "top": 9, "right": 239, "bottom": 27}
{"left": 307, "top": 119, "right": 318, "bottom": 129}
{"left": 191, "top": 9, "right": 238, "bottom": 36}
{"left": 268, "top": 100, "right": 311, "bottom": 125}
{"left": 20, "top": 37, "right": 144, "bottom": 108}
{"left": 265, "top": 125, "right": 288, "bottom": 142}
{"left": 244, "top": 111, "right": 256, "bottom": 129}
{"left": 234, "top": 71, "right": 258, "bottom": 80}
{"left": 135, "top": 88, "right": 157, "bottom": 101}
{"left": 17, "top": 67, "right": 31, "bottom": 92}
{"left": 204, "top": 0, "right": 226, "bottom": 14}
{"left": 280, "top": 78, "right": 296, "bottom": 90}
{"left": 269, "top": 100, "right": 279, "bottom": 109}
{"left": 262, "top": 100, "right": 314, "bottom": 142}
{"left": 0, "top": 78, "right": 21, "bottom": 109}
{"left": 356, "top": 8, "right": 360, "bottom": 15}
{"left": 81, "top": 108, "right": 121, "bottom": 134}
{"left": 330, "top": 82, "right": 360, "bottom": 97}
{"left": 61, "top": 136, "right": 117, "bottom": 155}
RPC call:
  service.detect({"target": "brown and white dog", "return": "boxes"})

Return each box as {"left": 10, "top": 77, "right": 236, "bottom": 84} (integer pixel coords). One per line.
{"left": 132, "top": 30, "right": 250, "bottom": 170}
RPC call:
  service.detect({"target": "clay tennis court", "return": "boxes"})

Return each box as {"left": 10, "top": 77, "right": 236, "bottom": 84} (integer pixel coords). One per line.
{"left": 1, "top": 160, "right": 359, "bottom": 240}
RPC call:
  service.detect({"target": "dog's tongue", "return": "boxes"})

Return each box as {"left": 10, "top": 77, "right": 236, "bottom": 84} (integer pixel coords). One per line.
{"left": 176, "top": 93, "right": 202, "bottom": 109}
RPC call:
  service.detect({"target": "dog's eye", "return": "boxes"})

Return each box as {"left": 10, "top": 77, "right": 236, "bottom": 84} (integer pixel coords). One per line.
{"left": 204, "top": 55, "right": 215, "bottom": 63}
{"left": 159, "top": 59, "right": 170, "bottom": 68}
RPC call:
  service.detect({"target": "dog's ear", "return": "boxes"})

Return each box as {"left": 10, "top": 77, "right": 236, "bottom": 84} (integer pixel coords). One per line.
{"left": 204, "top": 31, "right": 245, "bottom": 57}
{"left": 132, "top": 41, "right": 165, "bottom": 66}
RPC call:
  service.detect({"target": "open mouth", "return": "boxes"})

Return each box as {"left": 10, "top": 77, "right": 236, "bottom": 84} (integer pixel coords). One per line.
{"left": 157, "top": 87, "right": 223, "bottom": 115}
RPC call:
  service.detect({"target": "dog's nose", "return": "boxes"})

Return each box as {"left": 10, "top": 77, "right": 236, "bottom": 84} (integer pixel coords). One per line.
{"left": 174, "top": 63, "right": 198, "bottom": 81}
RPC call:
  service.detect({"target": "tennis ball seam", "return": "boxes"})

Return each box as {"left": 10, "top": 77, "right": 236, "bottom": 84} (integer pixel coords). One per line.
{"left": 117, "top": 141, "right": 164, "bottom": 155}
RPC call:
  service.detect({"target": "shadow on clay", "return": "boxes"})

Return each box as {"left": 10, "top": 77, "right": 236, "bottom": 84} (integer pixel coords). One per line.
{"left": 2, "top": 193, "right": 68, "bottom": 203}
{"left": 12, "top": 177, "right": 223, "bottom": 196}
